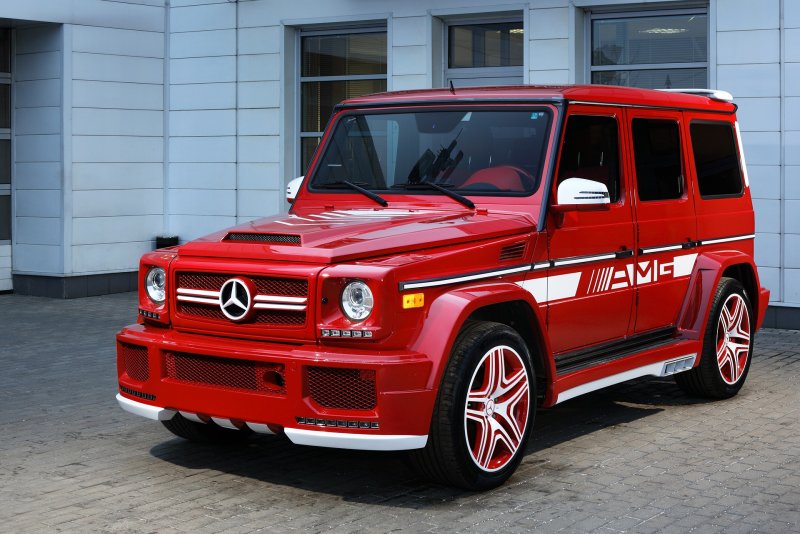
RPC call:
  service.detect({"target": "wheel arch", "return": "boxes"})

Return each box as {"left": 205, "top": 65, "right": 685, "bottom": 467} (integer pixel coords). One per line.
{"left": 409, "top": 281, "right": 555, "bottom": 407}
{"left": 678, "top": 251, "right": 762, "bottom": 339}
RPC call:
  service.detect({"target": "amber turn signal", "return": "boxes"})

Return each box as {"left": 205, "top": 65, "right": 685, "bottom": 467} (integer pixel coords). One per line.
{"left": 402, "top": 293, "right": 424, "bottom": 309}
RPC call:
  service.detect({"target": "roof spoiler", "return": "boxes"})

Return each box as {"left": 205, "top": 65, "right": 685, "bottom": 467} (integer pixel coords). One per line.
{"left": 657, "top": 88, "right": 734, "bottom": 103}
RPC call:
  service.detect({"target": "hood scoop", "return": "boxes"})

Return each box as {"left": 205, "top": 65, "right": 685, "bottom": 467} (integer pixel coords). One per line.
{"left": 224, "top": 232, "right": 301, "bottom": 245}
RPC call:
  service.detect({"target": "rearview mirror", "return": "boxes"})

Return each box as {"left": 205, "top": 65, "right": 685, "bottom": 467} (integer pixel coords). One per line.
{"left": 555, "top": 177, "right": 610, "bottom": 208}
{"left": 286, "top": 176, "right": 304, "bottom": 203}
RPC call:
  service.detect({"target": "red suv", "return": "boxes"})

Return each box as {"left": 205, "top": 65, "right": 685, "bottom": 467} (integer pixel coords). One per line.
{"left": 117, "top": 85, "right": 768, "bottom": 490}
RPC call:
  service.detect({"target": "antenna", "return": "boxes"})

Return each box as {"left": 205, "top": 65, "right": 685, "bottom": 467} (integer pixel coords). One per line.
{"left": 449, "top": 80, "right": 456, "bottom": 95}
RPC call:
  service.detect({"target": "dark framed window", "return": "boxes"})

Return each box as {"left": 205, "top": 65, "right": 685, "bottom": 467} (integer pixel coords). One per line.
{"left": 0, "top": 29, "right": 10, "bottom": 244}
{"left": 448, "top": 22, "right": 523, "bottom": 69}
{"left": 590, "top": 10, "right": 708, "bottom": 89}
{"left": 557, "top": 115, "right": 621, "bottom": 202}
{"left": 632, "top": 118, "right": 683, "bottom": 201}
{"left": 690, "top": 121, "right": 744, "bottom": 198}
{"left": 299, "top": 29, "right": 387, "bottom": 172}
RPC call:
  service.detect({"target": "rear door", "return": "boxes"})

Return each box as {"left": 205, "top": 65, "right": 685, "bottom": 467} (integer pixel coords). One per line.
{"left": 626, "top": 110, "right": 698, "bottom": 333}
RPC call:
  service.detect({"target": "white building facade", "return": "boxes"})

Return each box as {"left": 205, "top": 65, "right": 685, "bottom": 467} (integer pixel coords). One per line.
{"left": 1, "top": 0, "right": 798, "bottom": 327}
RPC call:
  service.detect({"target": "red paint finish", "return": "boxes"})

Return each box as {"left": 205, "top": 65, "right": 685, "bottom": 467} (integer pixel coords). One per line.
{"left": 117, "top": 85, "right": 767, "bottom": 460}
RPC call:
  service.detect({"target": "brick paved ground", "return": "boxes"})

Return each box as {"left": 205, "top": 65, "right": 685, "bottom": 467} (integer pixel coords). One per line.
{"left": 1, "top": 292, "right": 798, "bottom": 533}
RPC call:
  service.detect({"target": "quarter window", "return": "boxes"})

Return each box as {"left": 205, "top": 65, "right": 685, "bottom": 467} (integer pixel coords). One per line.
{"left": 690, "top": 122, "right": 743, "bottom": 198}
{"left": 299, "top": 30, "right": 387, "bottom": 172}
{"left": 632, "top": 119, "right": 683, "bottom": 201}
{"left": 590, "top": 11, "right": 708, "bottom": 89}
{"left": 557, "top": 115, "right": 620, "bottom": 202}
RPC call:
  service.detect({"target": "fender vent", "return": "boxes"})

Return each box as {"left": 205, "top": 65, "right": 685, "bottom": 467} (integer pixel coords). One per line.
{"left": 499, "top": 242, "right": 526, "bottom": 261}
{"left": 224, "top": 232, "right": 301, "bottom": 245}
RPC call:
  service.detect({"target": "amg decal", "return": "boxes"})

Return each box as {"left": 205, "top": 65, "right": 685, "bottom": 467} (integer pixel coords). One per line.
{"left": 589, "top": 253, "right": 698, "bottom": 293}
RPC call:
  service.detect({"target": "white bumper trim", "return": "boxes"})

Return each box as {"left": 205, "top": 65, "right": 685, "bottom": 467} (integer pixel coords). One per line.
{"left": 116, "top": 394, "right": 176, "bottom": 421}
{"left": 284, "top": 428, "right": 428, "bottom": 451}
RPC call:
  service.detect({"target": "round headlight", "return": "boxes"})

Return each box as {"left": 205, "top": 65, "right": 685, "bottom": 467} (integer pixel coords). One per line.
{"left": 145, "top": 267, "right": 166, "bottom": 304}
{"left": 341, "top": 280, "right": 374, "bottom": 322}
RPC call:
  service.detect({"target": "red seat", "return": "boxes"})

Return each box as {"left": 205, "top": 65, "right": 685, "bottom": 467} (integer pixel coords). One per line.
{"left": 461, "top": 166, "right": 527, "bottom": 192}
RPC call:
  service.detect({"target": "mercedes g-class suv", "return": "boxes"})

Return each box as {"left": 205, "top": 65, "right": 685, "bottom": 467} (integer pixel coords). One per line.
{"left": 117, "top": 85, "right": 768, "bottom": 490}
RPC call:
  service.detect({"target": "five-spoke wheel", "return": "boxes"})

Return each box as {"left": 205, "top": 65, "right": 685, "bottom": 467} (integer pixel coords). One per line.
{"left": 464, "top": 345, "right": 530, "bottom": 472}
{"left": 409, "top": 321, "right": 535, "bottom": 490}
{"left": 676, "top": 277, "right": 753, "bottom": 398}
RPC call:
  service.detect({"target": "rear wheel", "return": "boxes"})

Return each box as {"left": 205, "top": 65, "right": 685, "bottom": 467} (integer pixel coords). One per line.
{"left": 162, "top": 413, "right": 252, "bottom": 444}
{"left": 410, "top": 321, "right": 535, "bottom": 490}
{"left": 675, "top": 277, "right": 753, "bottom": 399}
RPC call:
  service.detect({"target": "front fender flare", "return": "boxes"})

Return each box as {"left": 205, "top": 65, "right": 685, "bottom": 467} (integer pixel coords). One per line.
{"left": 409, "top": 280, "right": 554, "bottom": 404}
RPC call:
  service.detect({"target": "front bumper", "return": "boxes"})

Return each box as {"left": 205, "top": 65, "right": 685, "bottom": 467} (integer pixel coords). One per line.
{"left": 116, "top": 394, "right": 427, "bottom": 450}
{"left": 116, "top": 324, "right": 434, "bottom": 450}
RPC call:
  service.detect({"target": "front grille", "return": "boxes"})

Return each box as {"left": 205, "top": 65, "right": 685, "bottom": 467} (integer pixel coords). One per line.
{"left": 306, "top": 367, "right": 377, "bottom": 410}
{"left": 165, "top": 352, "right": 286, "bottom": 395}
{"left": 175, "top": 272, "right": 308, "bottom": 326}
{"left": 120, "top": 342, "right": 149, "bottom": 381}
{"left": 175, "top": 302, "right": 306, "bottom": 325}
{"left": 225, "top": 232, "right": 301, "bottom": 245}
{"left": 176, "top": 273, "right": 307, "bottom": 296}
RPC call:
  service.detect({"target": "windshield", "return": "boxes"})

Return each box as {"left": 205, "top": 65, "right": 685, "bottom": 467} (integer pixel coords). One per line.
{"left": 309, "top": 108, "right": 553, "bottom": 196}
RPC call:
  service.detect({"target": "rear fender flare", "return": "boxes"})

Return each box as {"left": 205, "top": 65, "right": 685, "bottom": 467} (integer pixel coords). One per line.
{"left": 678, "top": 251, "right": 760, "bottom": 340}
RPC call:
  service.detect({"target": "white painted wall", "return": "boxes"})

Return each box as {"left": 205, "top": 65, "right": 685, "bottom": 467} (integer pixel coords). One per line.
{"left": 68, "top": 23, "right": 165, "bottom": 274}
{"left": 3, "top": 0, "right": 799, "bottom": 310}
{"left": 13, "top": 24, "right": 64, "bottom": 276}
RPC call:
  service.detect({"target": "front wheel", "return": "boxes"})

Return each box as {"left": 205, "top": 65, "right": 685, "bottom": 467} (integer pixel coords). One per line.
{"left": 410, "top": 321, "right": 535, "bottom": 490}
{"left": 675, "top": 277, "right": 753, "bottom": 399}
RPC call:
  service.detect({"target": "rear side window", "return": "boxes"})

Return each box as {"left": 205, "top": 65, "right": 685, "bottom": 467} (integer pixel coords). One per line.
{"left": 690, "top": 121, "right": 743, "bottom": 198}
{"left": 632, "top": 119, "right": 683, "bottom": 201}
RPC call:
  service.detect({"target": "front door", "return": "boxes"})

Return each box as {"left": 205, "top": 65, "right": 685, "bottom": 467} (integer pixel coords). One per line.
{"left": 546, "top": 107, "right": 635, "bottom": 355}
{"left": 625, "top": 110, "right": 698, "bottom": 333}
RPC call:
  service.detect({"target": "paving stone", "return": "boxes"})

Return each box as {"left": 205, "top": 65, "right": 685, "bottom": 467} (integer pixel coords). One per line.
{"left": 0, "top": 292, "right": 799, "bottom": 532}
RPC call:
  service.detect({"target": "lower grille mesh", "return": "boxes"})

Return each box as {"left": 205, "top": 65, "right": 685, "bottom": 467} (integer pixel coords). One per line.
{"left": 307, "top": 367, "right": 377, "bottom": 410}
{"left": 165, "top": 352, "right": 286, "bottom": 395}
{"left": 121, "top": 342, "right": 149, "bottom": 381}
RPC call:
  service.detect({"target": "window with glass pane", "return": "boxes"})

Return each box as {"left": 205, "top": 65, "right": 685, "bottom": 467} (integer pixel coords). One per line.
{"left": 300, "top": 31, "right": 387, "bottom": 172}
{"left": 632, "top": 119, "right": 683, "bottom": 201}
{"left": 591, "top": 12, "right": 707, "bottom": 89}
{"left": 448, "top": 22, "right": 523, "bottom": 68}
{"left": 690, "top": 122, "right": 743, "bottom": 198}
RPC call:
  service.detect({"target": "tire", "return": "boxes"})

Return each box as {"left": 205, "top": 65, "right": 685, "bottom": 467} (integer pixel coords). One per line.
{"left": 409, "top": 321, "right": 535, "bottom": 490}
{"left": 675, "top": 277, "right": 753, "bottom": 399}
{"left": 162, "top": 413, "right": 252, "bottom": 444}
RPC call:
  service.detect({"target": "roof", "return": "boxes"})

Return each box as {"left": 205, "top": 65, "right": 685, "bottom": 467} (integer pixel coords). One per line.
{"left": 339, "top": 84, "right": 737, "bottom": 114}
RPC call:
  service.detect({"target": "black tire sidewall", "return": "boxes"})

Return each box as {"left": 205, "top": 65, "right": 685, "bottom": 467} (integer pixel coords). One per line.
{"left": 700, "top": 278, "right": 754, "bottom": 397}
{"left": 444, "top": 322, "right": 536, "bottom": 489}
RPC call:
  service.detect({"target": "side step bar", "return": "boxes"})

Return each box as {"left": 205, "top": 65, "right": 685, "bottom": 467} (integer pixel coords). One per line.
{"left": 555, "top": 353, "right": 696, "bottom": 404}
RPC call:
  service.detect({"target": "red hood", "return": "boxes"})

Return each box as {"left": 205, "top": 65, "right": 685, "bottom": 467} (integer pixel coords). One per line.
{"left": 177, "top": 208, "right": 536, "bottom": 263}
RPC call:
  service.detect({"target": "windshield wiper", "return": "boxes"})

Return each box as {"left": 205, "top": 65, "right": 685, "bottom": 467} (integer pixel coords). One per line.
{"left": 316, "top": 180, "right": 388, "bottom": 207}
{"left": 393, "top": 182, "right": 475, "bottom": 209}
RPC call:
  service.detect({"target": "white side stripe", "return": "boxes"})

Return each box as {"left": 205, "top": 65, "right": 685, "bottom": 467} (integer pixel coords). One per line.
{"left": 402, "top": 265, "right": 531, "bottom": 290}
{"left": 702, "top": 234, "right": 755, "bottom": 246}
{"left": 640, "top": 244, "right": 684, "bottom": 255}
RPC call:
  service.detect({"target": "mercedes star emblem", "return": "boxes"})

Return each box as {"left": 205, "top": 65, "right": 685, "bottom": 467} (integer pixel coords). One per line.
{"left": 219, "top": 278, "right": 252, "bottom": 321}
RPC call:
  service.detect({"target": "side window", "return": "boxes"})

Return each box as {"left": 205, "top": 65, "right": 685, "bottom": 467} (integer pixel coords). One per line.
{"left": 557, "top": 115, "right": 620, "bottom": 202}
{"left": 690, "top": 122, "right": 743, "bottom": 197}
{"left": 632, "top": 118, "right": 683, "bottom": 201}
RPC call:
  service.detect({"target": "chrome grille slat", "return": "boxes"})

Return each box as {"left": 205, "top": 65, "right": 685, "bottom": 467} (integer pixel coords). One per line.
{"left": 175, "top": 272, "right": 309, "bottom": 326}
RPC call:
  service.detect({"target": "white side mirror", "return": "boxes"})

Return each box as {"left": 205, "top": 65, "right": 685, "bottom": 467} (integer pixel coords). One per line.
{"left": 557, "top": 177, "right": 610, "bottom": 205}
{"left": 286, "top": 176, "right": 304, "bottom": 203}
